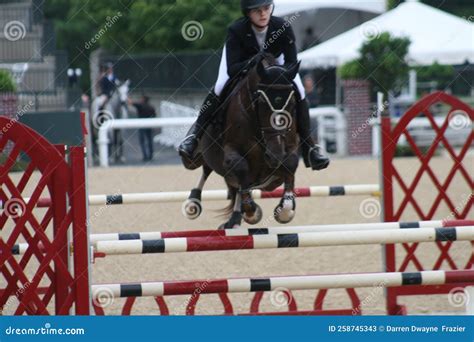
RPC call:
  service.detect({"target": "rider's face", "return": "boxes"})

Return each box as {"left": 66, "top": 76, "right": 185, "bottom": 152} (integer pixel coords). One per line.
{"left": 249, "top": 4, "right": 272, "bottom": 28}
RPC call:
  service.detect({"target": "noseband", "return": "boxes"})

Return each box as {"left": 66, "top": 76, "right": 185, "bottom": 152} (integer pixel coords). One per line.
{"left": 256, "top": 83, "right": 295, "bottom": 136}
{"left": 237, "top": 75, "right": 296, "bottom": 151}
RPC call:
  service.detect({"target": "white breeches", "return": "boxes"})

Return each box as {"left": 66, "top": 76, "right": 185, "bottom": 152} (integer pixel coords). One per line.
{"left": 214, "top": 45, "right": 305, "bottom": 100}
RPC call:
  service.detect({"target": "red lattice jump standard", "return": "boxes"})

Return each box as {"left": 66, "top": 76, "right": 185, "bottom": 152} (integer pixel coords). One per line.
{"left": 1, "top": 92, "right": 473, "bottom": 316}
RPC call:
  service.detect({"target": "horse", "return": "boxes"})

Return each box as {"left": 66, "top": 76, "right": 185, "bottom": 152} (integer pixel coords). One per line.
{"left": 92, "top": 80, "right": 130, "bottom": 164}
{"left": 183, "top": 54, "right": 301, "bottom": 229}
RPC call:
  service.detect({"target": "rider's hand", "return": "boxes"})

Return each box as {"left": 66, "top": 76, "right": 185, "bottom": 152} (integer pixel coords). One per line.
{"left": 244, "top": 52, "right": 265, "bottom": 73}
{"left": 249, "top": 52, "right": 265, "bottom": 67}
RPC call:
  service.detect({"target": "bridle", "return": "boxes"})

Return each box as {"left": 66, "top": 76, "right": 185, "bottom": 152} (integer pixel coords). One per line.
{"left": 257, "top": 84, "right": 294, "bottom": 130}
{"left": 254, "top": 83, "right": 295, "bottom": 147}
{"left": 237, "top": 66, "right": 296, "bottom": 150}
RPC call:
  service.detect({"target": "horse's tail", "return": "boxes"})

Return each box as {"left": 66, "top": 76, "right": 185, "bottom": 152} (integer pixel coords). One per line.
{"left": 220, "top": 186, "right": 238, "bottom": 217}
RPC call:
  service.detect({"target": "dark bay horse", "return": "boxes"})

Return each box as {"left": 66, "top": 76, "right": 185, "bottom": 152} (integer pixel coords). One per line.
{"left": 183, "top": 55, "right": 301, "bottom": 228}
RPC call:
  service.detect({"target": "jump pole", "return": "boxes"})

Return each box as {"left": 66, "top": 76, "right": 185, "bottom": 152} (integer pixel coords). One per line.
{"left": 89, "top": 219, "right": 474, "bottom": 244}
{"left": 91, "top": 269, "right": 474, "bottom": 298}
{"left": 94, "top": 226, "right": 474, "bottom": 256}
{"left": 12, "top": 221, "right": 473, "bottom": 255}
{"left": 1, "top": 184, "right": 380, "bottom": 208}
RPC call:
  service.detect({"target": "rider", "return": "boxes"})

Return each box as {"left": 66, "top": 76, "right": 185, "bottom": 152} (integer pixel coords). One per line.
{"left": 178, "top": 0, "right": 329, "bottom": 170}
{"left": 97, "top": 62, "right": 117, "bottom": 110}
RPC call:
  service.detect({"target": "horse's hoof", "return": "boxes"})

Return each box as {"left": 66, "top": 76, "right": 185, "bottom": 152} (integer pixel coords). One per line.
{"left": 242, "top": 203, "right": 263, "bottom": 225}
{"left": 181, "top": 199, "right": 202, "bottom": 220}
{"left": 274, "top": 205, "right": 295, "bottom": 224}
{"left": 274, "top": 195, "right": 295, "bottom": 224}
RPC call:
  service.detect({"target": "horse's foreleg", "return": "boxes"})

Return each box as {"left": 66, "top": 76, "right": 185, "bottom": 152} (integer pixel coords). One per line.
{"left": 274, "top": 153, "right": 298, "bottom": 224}
{"left": 223, "top": 145, "right": 262, "bottom": 225}
{"left": 112, "top": 130, "right": 124, "bottom": 163}
{"left": 182, "top": 165, "right": 212, "bottom": 220}
{"left": 218, "top": 189, "right": 243, "bottom": 229}
{"left": 240, "top": 189, "right": 262, "bottom": 225}
{"left": 274, "top": 176, "right": 296, "bottom": 224}
{"left": 118, "top": 129, "right": 125, "bottom": 163}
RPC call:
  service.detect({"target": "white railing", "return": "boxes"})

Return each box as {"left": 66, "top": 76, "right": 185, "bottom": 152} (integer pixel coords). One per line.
{"left": 154, "top": 101, "right": 197, "bottom": 148}
{"left": 98, "top": 117, "right": 194, "bottom": 167}
{"left": 98, "top": 104, "right": 347, "bottom": 167}
{"left": 310, "top": 106, "right": 347, "bottom": 157}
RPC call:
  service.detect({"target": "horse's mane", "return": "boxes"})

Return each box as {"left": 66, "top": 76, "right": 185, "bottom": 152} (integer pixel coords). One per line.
{"left": 221, "top": 53, "right": 285, "bottom": 108}
{"left": 260, "top": 52, "right": 277, "bottom": 67}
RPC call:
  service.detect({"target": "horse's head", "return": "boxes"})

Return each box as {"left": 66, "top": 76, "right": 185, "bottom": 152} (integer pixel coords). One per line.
{"left": 254, "top": 56, "right": 300, "bottom": 168}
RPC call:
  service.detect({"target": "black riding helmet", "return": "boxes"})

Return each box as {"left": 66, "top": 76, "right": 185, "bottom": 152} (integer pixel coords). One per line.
{"left": 241, "top": 0, "right": 274, "bottom": 15}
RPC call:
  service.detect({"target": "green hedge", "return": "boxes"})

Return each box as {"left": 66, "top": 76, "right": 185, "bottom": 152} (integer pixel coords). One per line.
{"left": 0, "top": 70, "right": 16, "bottom": 93}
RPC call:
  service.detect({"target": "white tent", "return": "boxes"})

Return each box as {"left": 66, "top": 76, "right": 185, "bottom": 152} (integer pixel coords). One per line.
{"left": 273, "top": 0, "right": 386, "bottom": 16}
{"left": 273, "top": 1, "right": 386, "bottom": 50}
{"left": 298, "top": 0, "right": 474, "bottom": 69}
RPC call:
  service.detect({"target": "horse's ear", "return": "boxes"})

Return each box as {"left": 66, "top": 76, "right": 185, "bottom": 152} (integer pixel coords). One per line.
{"left": 286, "top": 61, "right": 301, "bottom": 80}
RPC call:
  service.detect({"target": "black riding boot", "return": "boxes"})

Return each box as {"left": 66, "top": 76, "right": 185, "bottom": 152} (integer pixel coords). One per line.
{"left": 178, "top": 91, "right": 221, "bottom": 160}
{"left": 296, "top": 99, "right": 330, "bottom": 170}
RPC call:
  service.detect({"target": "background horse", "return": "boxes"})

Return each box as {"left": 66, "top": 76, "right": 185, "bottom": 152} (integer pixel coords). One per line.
{"left": 183, "top": 55, "right": 301, "bottom": 229}
{"left": 92, "top": 80, "right": 130, "bottom": 164}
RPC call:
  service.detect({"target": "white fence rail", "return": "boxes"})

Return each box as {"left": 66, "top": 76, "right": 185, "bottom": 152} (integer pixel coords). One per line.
{"left": 98, "top": 103, "right": 347, "bottom": 167}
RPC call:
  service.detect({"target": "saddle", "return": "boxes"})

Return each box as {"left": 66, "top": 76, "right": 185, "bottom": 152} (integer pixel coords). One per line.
{"left": 211, "top": 75, "right": 248, "bottom": 132}
{"left": 181, "top": 75, "right": 246, "bottom": 170}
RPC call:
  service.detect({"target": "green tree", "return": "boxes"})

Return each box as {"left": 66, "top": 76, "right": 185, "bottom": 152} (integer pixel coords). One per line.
{"left": 44, "top": 0, "right": 241, "bottom": 91}
{"left": 339, "top": 32, "right": 411, "bottom": 97}
{"left": 414, "top": 62, "right": 455, "bottom": 90}
{"left": 387, "top": 0, "right": 403, "bottom": 10}
{"left": 0, "top": 70, "right": 16, "bottom": 93}
{"left": 45, "top": 1, "right": 240, "bottom": 54}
